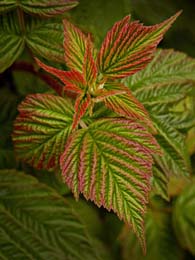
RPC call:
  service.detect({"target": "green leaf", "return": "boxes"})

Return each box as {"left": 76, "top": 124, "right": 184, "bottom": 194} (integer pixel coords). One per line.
{"left": 125, "top": 49, "right": 195, "bottom": 92}
{"left": 0, "top": 1, "right": 16, "bottom": 13}
{"left": 60, "top": 118, "right": 161, "bottom": 251}
{"left": 152, "top": 114, "right": 191, "bottom": 177}
{"left": 124, "top": 49, "right": 195, "bottom": 178}
{"left": 0, "top": 12, "right": 67, "bottom": 72}
{"left": 13, "top": 94, "right": 73, "bottom": 170}
{"left": 0, "top": 12, "right": 25, "bottom": 73}
{"left": 151, "top": 166, "right": 169, "bottom": 201}
{"left": 0, "top": 0, "right": 78, "bottom": 17}
{"left": 121, "top": 210, "right": 183, "bottom": 260}
{"left": 66, "top": 198, "right": 103, "bottom": 239}
{"left": 134, "top": 81, "right": 194, "bottom": 108}
{"left": 155, "top": 112, "right": 195, "bottom": 131}
{"left": 173, "top": 181, "right": 195, "bottom": 255}
{"left": 26, "top": 17, "right": 65, "bottom": 63}
{"left": 97, "top": 13, "right": 181, "bottom": 79}
{"left": 0, "top": 169, "right": 100, "bottom": 259}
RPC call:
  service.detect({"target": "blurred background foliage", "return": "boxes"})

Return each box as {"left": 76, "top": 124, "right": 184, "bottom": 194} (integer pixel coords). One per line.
{"left": 0, "top": 0, "right": 195, "bottom": 259}
{"left": 69, "top": 0, "right": 195, "bottom": 57}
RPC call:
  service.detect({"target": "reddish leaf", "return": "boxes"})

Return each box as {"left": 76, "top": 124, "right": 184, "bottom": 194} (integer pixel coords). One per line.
{"left": 72, "top": 94, "right": 91, "bottom": 129}
{"left": 35, "top": 58, "right": 85, "bottom": 94}
{"left": 103, "top": 82, "right": 154, "bottom": 129}
{"left": 93, "top": 88, "right": 126, "bottom": 102}
{"left": 63, "top": 19, "right": 94, "bottom": 72}
{"left": 12, "top": 94, "right": 74, "bottom": 170}
{"left": 97, "top": 12, "right": 181, "bottom": 79}
{"left": 83, "top": 38, "right": 97, "bottom": 87}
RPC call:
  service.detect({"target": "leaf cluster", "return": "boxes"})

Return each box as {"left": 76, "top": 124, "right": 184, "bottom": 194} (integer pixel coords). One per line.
{"left": 0, "top": 1, "right": 195, "bottom": 259}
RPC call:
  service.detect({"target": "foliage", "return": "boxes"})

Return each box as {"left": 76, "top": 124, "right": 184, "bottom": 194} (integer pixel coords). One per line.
{"left": 0, "top": 169, "right": 102, "bottom": 259}
{"left": 0, "top": 0, "right": 195, "bottom": 259}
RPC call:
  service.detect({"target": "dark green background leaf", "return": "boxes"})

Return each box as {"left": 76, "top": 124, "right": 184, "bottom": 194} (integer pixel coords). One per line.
{"left": 173, "top": 181, "right": 195, "bottom": 255}
{"left": 0, "top": 12, "right": 25, "bottom": 73}
{"left": 0, "top": 0, "right": 78, "bottom": 17}
{"left": 0, "top": 169, "right": 101, "bottom": 259}
{"left": 121, "top": 210, "right": 184, "bottom": 260}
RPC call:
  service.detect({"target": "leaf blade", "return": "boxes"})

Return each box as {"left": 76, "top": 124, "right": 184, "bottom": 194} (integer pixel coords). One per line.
{"left": 12, "top": 94, "right": 74, "bottom": 170}
{"left": 26, "top": 18, "right": 64, "bottom": 63}
{"left": 0, "top": 169, "right": 100, "bottom": 259}
{"left": 173, "top": 181, "right": 195, "bottom": 255}
{"left": 60, "top": 118, "right": 161, "bottom": 250}
{"left": 35, "top": 58, "right": 84, "bottom": 95}
{"left": 98, "top": 12, "right": 181, "bottom": 79}
{"left": 63, "top": 19, "right": 94, "bottom": 72}
{"left": 103, "top": 82, "right": 154, "bottom": 129}
{"left": 125, "top": 49, "right": 195, "bottom": 91}
{"left": 152, "top": 114, "right": 191, "bottom": 177}
{"left": 0, "top": 12, "right": 25, "bottom": 73}
{"left": 0, "top": 0, "right": 78, "bottom": 17}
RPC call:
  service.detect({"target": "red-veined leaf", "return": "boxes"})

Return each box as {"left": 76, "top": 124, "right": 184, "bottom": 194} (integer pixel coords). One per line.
{"left": 103, "top": 82, "right": 154, "bottom": 129}
{"left": 97, "top": 12, "right": 181, "bottom": 79}
{"left": 60, "top": 118, "right": 161, "bottom": 252}
{"left": 83, "top": 38, "right": 97, "bottom": 87}
{"left": 72, "top": 94, "right": 91, "bottom": 129}
{"left": 13, "top": 94, "right": 74, "bottom": 170}
{"left": 63, "top": 19, "right": 94, "bottom": 72}
{"left": 94, "top": 88, "right": 126, "bottom": 103}
{"left": 35, "top": 58, "right": 85, "bottom": 94}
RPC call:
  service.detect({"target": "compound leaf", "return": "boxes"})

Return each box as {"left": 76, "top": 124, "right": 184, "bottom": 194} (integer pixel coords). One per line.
{"left": 0, "top": 169, "right": 100, "bottom": 259}
{"left": 13, "top": 94, "right": 73, "bottom": 170}
{"left": 60, "top": 118, "right": 161, "bottom": 251}
{"left": 173, "top": 181, "right": 195, "bottom": 255}
{"left": 97, "top": 12, "right": 181, "bottom": 79}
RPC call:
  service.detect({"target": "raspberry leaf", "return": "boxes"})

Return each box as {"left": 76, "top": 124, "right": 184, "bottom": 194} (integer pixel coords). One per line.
{"left": 97, "top": 12, "right": 181, "bottom": 79}
{"left": 13, "top": 94, "right": 73, "bottom": 170}
{"left": 60, "top": 118, "right": 161, "bottom": 251}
